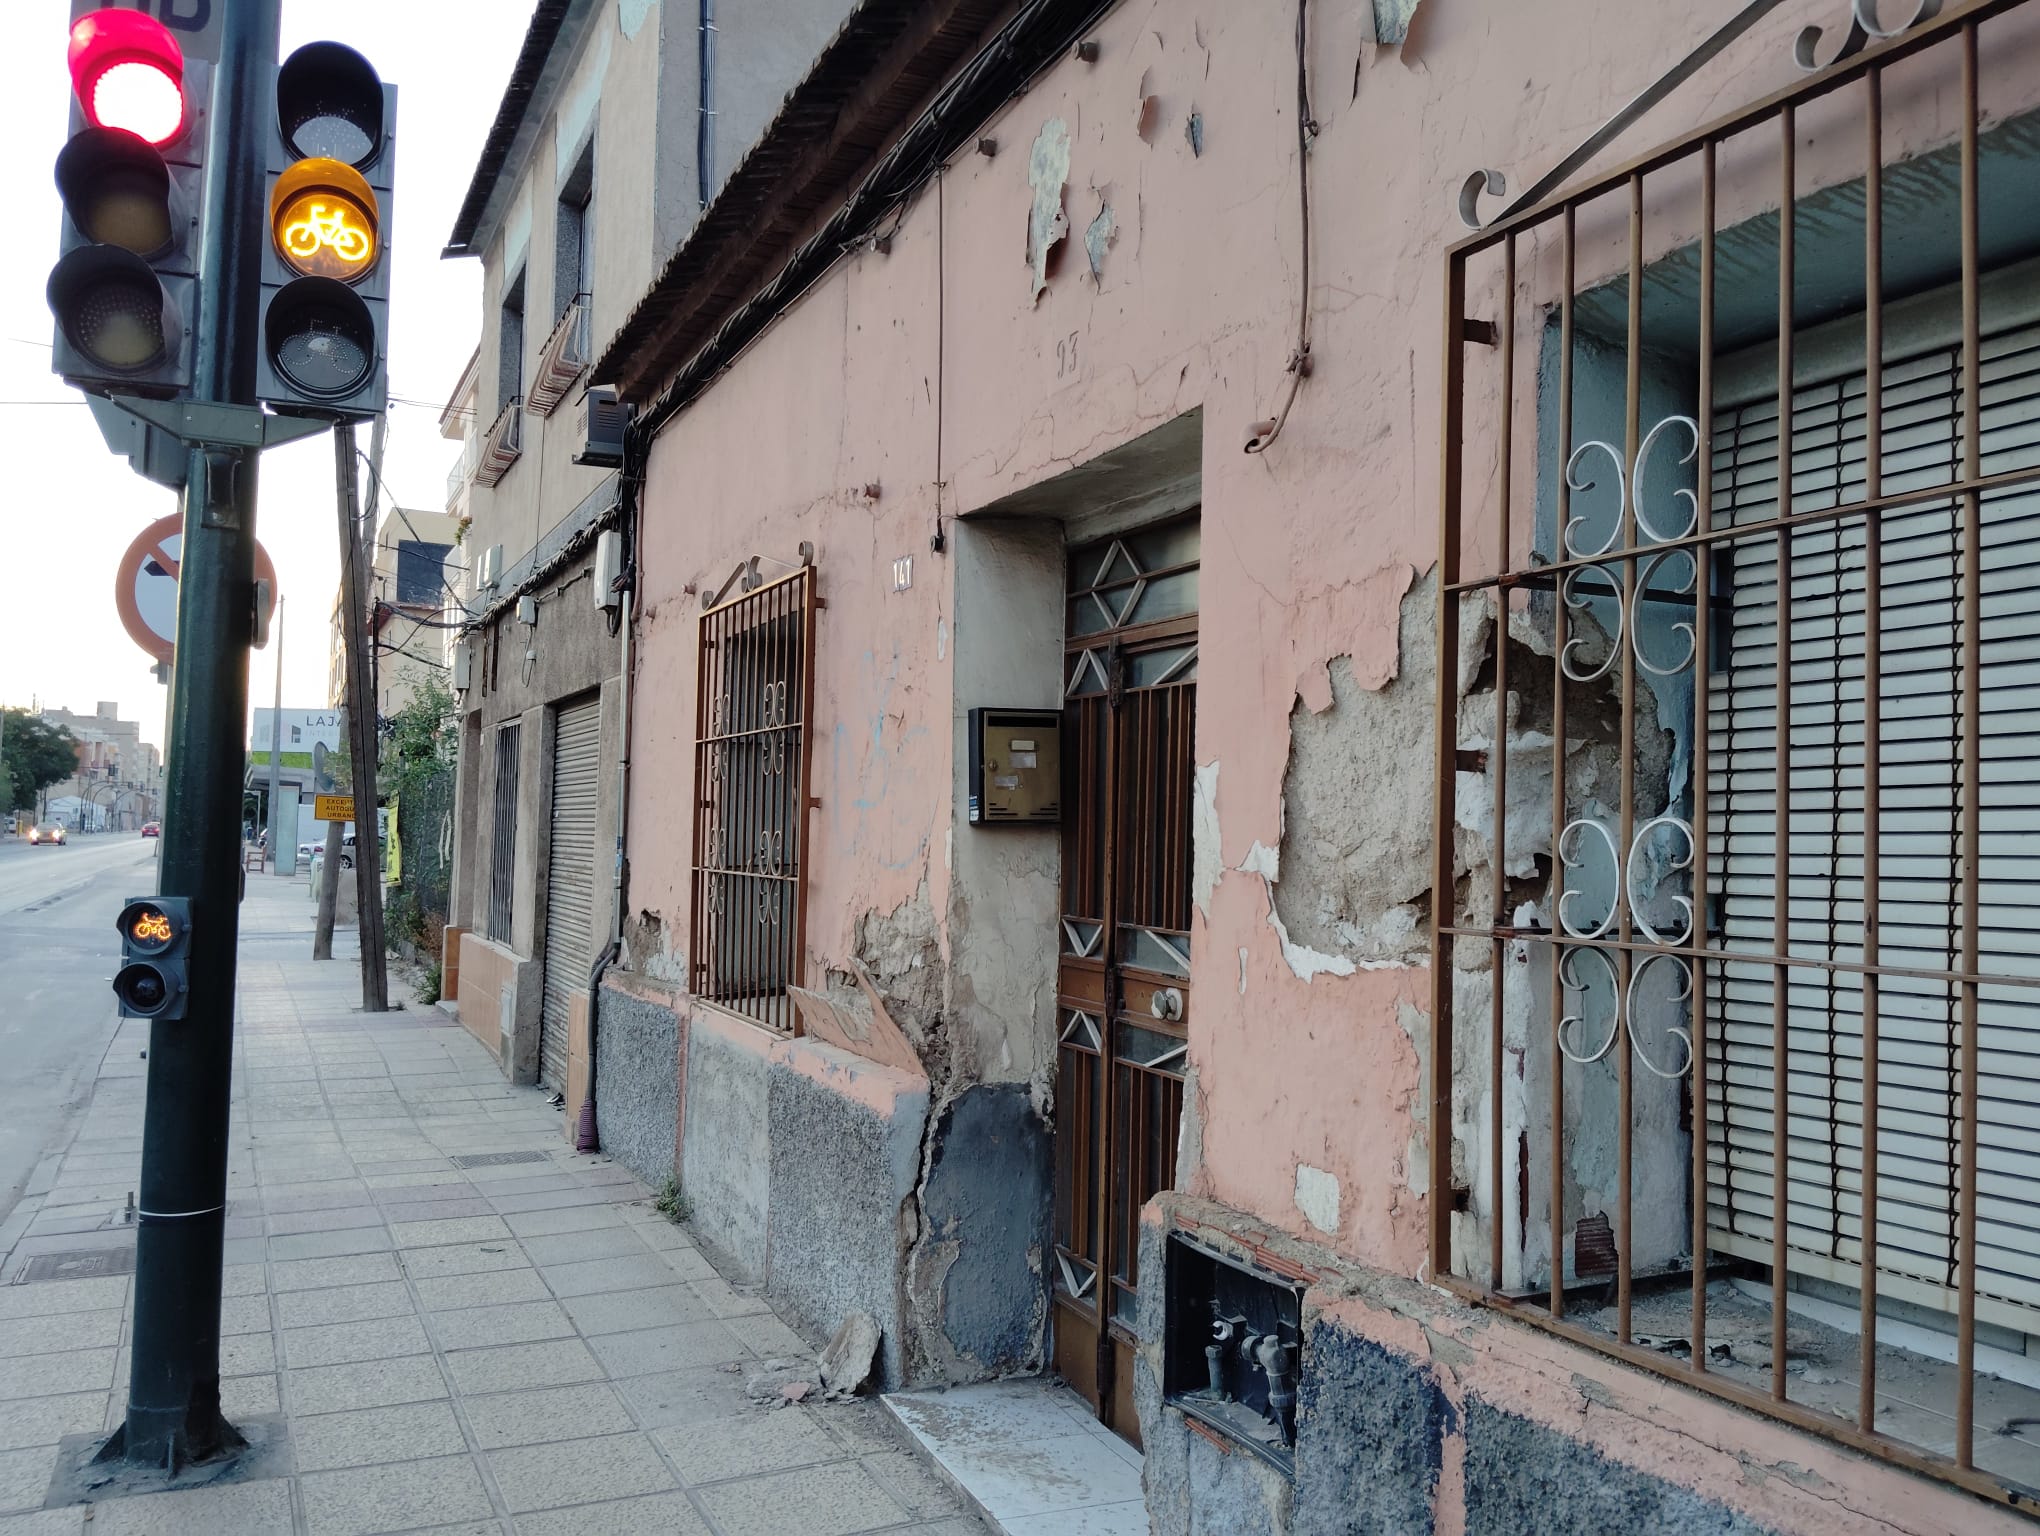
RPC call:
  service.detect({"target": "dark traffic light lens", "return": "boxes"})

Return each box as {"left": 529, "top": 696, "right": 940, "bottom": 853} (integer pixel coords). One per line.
{"left": 55, "top": 129, "right": 177, "bottom": 258}
{"left": 75, "top": 281, "right": 164, "bottom": 367}
{"left": 267, "top": 278, "right": 374, "bottom": 399}
{"left": 277, "top": 43, "right": 383, "bottom": 167}
{"left": 290, "top": 107, "right": 374, "bottom": 167}
{"left": 113, "top": 961, "right": 173, "bottom": 1015}
{"left": 48, "top": 245, "right": 174, "bottom": 372}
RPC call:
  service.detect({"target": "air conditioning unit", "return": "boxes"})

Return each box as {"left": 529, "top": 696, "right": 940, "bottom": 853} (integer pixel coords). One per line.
{"left": 478, "top": 543, "right": 504, "bottom": 594}
{"left": 574, "top": 387, "right": 631, "bottom": 468}
{"left": 593, "top": 529, "right": 623, "bottom": 609}
{"left": 452, "top": 642, "right": 473, "bottom": 691}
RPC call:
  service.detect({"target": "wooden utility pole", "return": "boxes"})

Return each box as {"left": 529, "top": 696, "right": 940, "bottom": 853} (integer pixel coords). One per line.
{"left": 333, "top": 423, "right": 388, "bottom": 1009}
{"left": 312, "top": 723, "right": 343, "bottom": 960}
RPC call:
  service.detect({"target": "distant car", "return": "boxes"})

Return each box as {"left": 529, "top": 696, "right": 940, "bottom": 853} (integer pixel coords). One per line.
{"left": 140, "top": 821, "right": 160, "bottom": 838}
{"left": 28, "top": 824, "right": 66, "bottom": 846}
{"left": 303, "top": 840, "right": 354, "bottom": 870}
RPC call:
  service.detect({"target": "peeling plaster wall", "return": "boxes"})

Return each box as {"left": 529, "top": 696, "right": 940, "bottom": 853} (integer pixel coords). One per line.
{"left": 617, "top": 2, "right": 2040, "bottom": 1523}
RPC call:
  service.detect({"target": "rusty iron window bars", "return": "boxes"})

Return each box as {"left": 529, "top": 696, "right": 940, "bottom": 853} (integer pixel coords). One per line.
{"left": 1430, "top": 0, "right": 2040, "bottom": 1510}
{"left": 689, "top": 564, "right": 818, "bottom": 1036}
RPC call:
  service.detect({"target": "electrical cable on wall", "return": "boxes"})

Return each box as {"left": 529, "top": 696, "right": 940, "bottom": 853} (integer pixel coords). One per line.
{"left": 1245, "top": 0, "right": 1318, "bottom": 455}
{"left": 931, "top": 169, "right": 947, "bottom": 554}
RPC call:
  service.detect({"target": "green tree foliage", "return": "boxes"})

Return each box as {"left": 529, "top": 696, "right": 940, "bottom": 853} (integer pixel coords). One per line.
{"left": 1, "top": 711, "right": 79, "bottom": 816}
{"left": 379, "top": 676, "right": 455, "bottom": 800}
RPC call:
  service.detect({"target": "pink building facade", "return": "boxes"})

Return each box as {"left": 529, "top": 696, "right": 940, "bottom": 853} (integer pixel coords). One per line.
{"left": 566, "top": 2, "right": 2040, "bottom": 1529}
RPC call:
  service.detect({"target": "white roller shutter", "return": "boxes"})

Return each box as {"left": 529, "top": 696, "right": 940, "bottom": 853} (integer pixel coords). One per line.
{"left": 541, "top": 695, "right": 601, "bottom": 1094}
{"left": 1704, "top": 288, "right": 2040, "bottom": 1332}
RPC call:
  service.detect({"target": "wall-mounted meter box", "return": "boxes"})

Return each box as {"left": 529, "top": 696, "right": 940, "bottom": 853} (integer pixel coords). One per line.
{"left": 968, "top": 708, "right": 1061, "bottom": 827}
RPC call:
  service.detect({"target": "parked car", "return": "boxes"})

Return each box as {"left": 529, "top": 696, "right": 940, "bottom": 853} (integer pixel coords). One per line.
{"left": 140, "top": 821, "right": 160, "bottom": 838}
{"left": 28, "top": 824, "right": 66, "bottom": 846}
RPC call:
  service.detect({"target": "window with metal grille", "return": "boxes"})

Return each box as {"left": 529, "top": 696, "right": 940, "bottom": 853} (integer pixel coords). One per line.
{"left": 689, "top": 566, "right": 816, "bottom": 1034}
{"left": 488, "top": 721, "right": 519, "bottom": 943}
{"left": 1706, "top": 286, "right": 2040, "bottom": 1331}
{"left": 1430, "top": 1, "right": 2040, "bottom": 1509}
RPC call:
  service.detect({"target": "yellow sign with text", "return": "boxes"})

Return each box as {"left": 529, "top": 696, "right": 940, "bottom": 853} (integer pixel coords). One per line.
{"left": 314, "top": 795, "right": 355, "bottom": 824}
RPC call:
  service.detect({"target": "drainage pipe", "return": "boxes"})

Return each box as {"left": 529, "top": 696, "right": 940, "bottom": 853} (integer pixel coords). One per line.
{"left": 697, "top": 0, "right": 716, "bottom": 210}
{"left": 576, "top": 479, "right": 639, "bottom": 1153}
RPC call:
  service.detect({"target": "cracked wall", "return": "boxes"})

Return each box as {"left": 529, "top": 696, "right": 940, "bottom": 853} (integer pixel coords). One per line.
{"left": 612, "top": 4, "right": 2035, "bottom": 1526}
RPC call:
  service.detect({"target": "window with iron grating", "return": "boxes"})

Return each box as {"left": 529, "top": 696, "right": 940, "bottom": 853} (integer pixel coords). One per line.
{"left": 689, "top": 565, "right": 817, "bottom": 1034}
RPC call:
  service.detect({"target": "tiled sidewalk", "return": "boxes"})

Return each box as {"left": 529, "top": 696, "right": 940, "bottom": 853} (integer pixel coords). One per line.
{"left": 0, "top": 882, "right": 991, "bottom": 1535}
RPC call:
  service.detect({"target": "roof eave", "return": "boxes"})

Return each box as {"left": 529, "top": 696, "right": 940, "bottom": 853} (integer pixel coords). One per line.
{"left": 441, "top": 0, "right": 588, "bottom": 259}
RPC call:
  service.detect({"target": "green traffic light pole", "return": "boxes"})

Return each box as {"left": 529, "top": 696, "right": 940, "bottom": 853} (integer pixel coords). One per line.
{"left": 103, "top": 0, "right": 280, "bottom": 1474}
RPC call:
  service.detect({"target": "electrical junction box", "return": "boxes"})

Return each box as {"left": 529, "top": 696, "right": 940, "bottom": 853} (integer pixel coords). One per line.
{"left": 594, "top": 529, "right": 622, "bottom": 609}
{"left": 574, "top": 387, "right": 631, "bottom": 467}
{"left": 967, "top": 708, "right": 1061, "bottom": 827}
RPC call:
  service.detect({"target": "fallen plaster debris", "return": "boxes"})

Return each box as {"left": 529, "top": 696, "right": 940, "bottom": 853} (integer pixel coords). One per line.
{"left": 818, "top": 1310, "right": 882, "bottom": 1399}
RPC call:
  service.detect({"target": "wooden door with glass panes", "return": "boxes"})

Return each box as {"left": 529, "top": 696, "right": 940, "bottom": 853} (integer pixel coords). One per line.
{"left": 1052, "top": 516, "right": 1198, "bottom": 1445}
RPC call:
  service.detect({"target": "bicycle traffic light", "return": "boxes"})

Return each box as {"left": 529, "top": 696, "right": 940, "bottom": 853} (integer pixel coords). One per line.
{"left": 113, "top": 896, "right": 192, "bottom": 1020}
{"left": 47, "top": 9, "right": 209, "bottom": 398}
{"left": 258, "top": 43, "right": 395, "bottom": 420}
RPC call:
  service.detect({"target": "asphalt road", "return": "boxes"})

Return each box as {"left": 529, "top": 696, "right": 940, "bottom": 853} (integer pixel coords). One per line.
{"left": 0, "top": 832, "right": 158, "bottom": 1224}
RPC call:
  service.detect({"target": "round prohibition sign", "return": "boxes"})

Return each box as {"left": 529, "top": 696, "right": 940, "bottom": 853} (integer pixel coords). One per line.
{"left": 115, "top": 512, "right": 278, "bottom": 665}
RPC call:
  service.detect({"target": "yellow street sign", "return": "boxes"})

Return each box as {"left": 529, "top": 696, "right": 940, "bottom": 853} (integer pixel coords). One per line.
{"left": 313, "top": 794, "right": 355, "bottom": 823}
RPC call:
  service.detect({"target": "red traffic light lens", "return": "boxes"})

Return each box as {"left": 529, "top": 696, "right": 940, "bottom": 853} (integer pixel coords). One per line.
{"left": 68, "top": 10, "right": 185, "bottom": 148}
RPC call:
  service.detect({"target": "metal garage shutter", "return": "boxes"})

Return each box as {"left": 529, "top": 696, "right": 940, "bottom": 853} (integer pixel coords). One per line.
{"left": 540, "top": 695, "right": 601, "bottom": 1093}
{"left": 1705, "top": 284, "right": 2040, "bottom": 1331}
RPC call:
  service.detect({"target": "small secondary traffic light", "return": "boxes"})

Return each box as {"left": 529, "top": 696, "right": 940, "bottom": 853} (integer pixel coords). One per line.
{"left": 47, "top": 9, "right": 208, "bottom": 398}
{"left": 112, "top": 896, "right": 192, "bottom": 1020}
{"left": 258, "top": 42, "right": 394, "bottom": 420}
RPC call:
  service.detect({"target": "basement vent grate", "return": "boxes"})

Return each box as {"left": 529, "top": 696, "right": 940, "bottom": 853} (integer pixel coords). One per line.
{"left": 19, "top": 1247, "right": 138, "bottom": 1284}
{"left": 448, "top": 1151, "right": 551, "bottom": 1169}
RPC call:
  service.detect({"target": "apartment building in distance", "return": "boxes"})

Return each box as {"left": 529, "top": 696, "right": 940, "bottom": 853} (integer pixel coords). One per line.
{"left": 39, "top": 701, "right": 160, "bottom": 829}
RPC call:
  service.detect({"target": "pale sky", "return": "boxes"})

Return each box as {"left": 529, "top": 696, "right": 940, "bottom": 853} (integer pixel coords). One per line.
{"left": 0, "top": 2, "right": 527, "bottom": 751}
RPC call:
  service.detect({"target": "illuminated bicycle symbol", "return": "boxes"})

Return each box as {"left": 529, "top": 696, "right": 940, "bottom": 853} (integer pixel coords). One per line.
{"left": 281, "top": 200, "right": 372, "bottom": 268}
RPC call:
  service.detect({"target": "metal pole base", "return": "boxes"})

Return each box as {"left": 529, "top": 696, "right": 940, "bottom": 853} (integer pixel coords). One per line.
{"left": 53, "top": 1412, "right": 287, "bottom": 1510}
{"left": 92, "top": 1409, "right": 246, "bottom": 1476}
{"left": 100, "top": 1207, "right": 241, "bottom": 1473}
